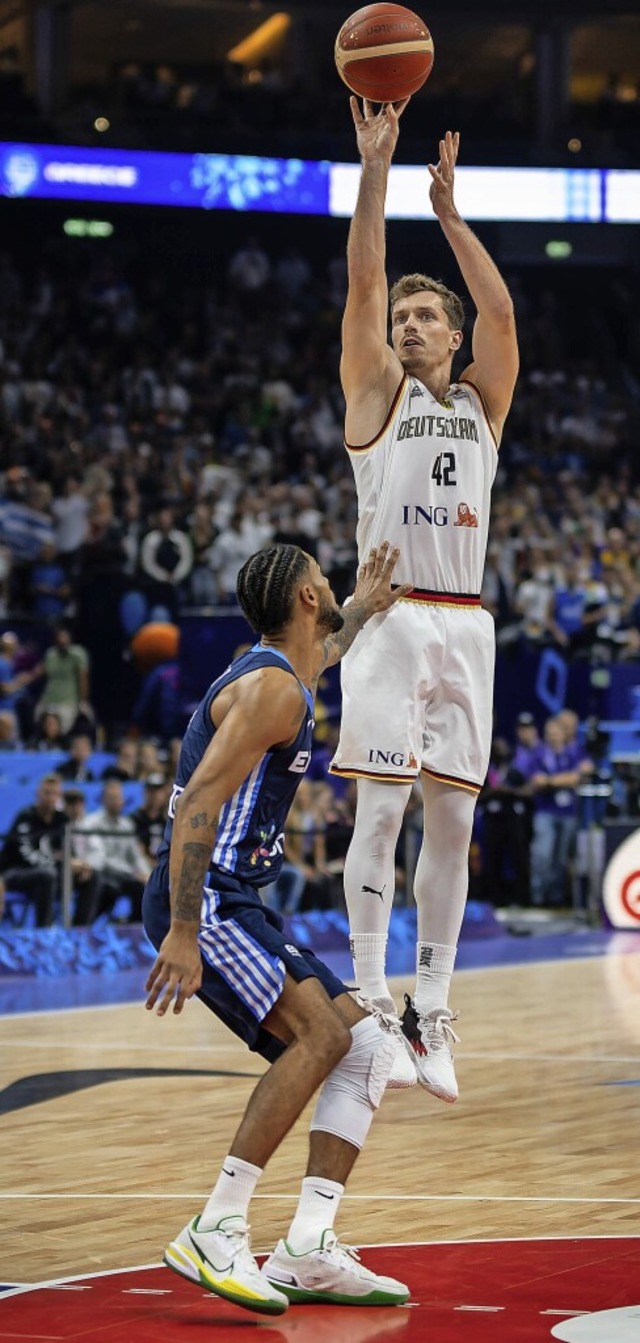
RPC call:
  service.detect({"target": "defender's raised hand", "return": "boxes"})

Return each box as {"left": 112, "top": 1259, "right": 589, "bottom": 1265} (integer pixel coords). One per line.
{"left": 314, "top": 544, "right": 411, "bottom": 678}
{"left": 353, "top": 541, "right": 412, "bottom": 616}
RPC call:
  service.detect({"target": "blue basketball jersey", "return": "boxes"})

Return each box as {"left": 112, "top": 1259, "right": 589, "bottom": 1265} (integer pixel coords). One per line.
{"left": 156, "top": 644, "right": 314, "bottom": 887}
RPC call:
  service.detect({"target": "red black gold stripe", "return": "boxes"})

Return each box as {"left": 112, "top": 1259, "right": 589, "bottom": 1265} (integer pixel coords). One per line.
{"left": 422, "top": 766, "right": 482, "bottom": 794}
{"left": 329, "top": 764, "right": 415, "bottom": 784}
{"left": 392, "top": 585, "right": 481, "bottom": 608}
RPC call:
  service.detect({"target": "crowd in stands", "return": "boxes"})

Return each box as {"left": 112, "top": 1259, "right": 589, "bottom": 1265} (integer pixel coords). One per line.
{"left": 3, "top": 36, "right": 639, "bottom": 167}
{"left": 1, "top": 226, "right": 639, "bottom": 926}
{"left": 0, "top": 736, "right": 172, "bottom": 927}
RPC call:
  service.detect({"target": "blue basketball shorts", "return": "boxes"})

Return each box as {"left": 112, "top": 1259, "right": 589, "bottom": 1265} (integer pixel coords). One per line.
{"left": 142, "top": 861, "right": 349, "bottom": 1063}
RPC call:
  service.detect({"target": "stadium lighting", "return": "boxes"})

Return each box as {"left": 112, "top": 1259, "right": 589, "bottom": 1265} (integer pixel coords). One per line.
{"left": 227, "top": 13, "right": 290, "bottom": 66}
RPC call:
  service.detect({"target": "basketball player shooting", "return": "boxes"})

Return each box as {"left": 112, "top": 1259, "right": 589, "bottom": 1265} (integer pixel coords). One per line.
{"left": 330, "top": 99, "right": 519, "bottom": 1099}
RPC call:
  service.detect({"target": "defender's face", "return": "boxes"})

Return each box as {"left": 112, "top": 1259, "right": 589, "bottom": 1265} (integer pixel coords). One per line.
{"left": 307, "top": 556, "right": 344, "bottom": 635}
{"left": 391, "top": 292, "right": 460, "bottom": 369}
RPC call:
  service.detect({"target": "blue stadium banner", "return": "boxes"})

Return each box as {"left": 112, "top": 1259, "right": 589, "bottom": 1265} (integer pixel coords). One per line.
{"left": 0, "top": 141, "right": 638, "bottom": 222}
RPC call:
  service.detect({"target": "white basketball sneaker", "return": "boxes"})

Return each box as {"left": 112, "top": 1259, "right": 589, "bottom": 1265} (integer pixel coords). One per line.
{"left": 164, "top": 1214, "right": 289, "bottom": 1315}
{"left": 400, "top": 995, "right": 460, "bottom": 1103}
{"left": 355, "top": 993, "right": 417, "bottom": 1088}
{"left": 261, "top": 1230, "right": 410, "bottom": 1305}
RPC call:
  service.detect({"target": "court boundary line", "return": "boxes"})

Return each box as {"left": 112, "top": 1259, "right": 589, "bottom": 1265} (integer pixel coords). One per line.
{"left": 4, "top": 1192, "right": 640, "bottom": 1205}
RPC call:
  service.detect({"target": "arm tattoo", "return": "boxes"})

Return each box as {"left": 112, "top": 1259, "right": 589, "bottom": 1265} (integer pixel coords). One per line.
{"left": 320, "top": 602, "right": 369, "bottom": 671}
{"left": 173, "top": 841, "right": 210, "bottom": 921}
{"left": 190, "top": 811, "right": 214, "bottom": 830}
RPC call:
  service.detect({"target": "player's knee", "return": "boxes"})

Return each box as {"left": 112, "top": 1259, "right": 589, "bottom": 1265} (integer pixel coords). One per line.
{"left": 356, "top": 781, "right": 409, "bottom": 843}
{"left": 310, "top": 1016, "right": 396, "bottom": 1150}
{"left": 314, "top": 1013, "right": 353, "bottom": 1072}
{"left": 427, "top": 789, "right": 476, "bottom": 850}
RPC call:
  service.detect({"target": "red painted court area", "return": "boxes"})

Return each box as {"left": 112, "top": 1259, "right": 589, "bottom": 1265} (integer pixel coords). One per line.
{"left": 2, "top": 1238, "right": 638, "bottom": 1342}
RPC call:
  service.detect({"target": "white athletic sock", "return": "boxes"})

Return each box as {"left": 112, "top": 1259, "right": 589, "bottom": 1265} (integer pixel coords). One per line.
{"left": 349, "top": 932, "right": 391, "bottom": 1004}
{"left": 285, "top": 1176, "right": 344, "bottom": 1253}
{"left": 414, "top": 942, "right": 457, "bottom": 1015}
{"left": 200, "top": 1154, "right": 262, "bottom": 1229}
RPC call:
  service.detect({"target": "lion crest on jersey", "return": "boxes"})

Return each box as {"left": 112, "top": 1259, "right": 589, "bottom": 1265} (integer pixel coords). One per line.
{"left": 454, "top": 502, "right": 479, "bottom": 528}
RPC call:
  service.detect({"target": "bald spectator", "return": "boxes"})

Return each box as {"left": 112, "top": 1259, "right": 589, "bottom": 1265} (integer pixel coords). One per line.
{"left": 84, "top": 779, "right": 151, "bottom": 922}
{"left": 62, "top": 789, "right": 105, "bottom": 926}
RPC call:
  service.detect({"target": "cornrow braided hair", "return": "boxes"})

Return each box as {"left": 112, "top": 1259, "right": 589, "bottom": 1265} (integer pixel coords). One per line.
{"left": 236, "top": 544, "right": 310, "bottom": 637}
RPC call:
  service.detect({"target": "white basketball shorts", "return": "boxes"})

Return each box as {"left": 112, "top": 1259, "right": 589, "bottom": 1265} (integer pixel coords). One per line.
{"left": 330, "top": 597, "right": 495, "bottom": 793}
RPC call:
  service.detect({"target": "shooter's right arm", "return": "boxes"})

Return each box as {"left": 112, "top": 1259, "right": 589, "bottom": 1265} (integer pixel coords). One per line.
{"left": 341, "top": 98, "right": 408, "bottom": 444}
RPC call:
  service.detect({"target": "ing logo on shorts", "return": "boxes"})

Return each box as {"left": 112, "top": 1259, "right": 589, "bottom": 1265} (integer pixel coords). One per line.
{"left": 368, "top": 748, "right": 417, "bottom": 769}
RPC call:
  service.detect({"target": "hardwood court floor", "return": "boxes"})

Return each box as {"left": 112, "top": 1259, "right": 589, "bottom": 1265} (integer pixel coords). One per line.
{"left": 1, "top": 947, "right": 639, "bottom": 1286}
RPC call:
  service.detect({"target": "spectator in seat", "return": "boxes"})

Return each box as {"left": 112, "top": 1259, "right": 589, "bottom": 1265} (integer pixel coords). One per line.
{"left": 62, "top": 788, "right": 106, "bottom": 926}
{"left": 0, "top": 773, "right": 64, "bottom": 925}
{"left": 102, "top": 738, "right": 139, "bottom": 782}
{"left": 31, "top": 708, "right": 67, "bottom": 752}
{"left": 58, "top": 731, "right": 96, "bottom": 781}
{"left": 131, "top": 774, "right": 168, "bottom": 864}
{"left": 136, "top": 739, "right": 164, "bottom": 783}
{"left": 84, "top": 779, "right": 151, "bottom": 921}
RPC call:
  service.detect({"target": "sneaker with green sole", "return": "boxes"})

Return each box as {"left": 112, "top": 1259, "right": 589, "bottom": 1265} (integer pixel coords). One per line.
{"left": 261, "top": 1229, "right": 410, "bottom": 1305}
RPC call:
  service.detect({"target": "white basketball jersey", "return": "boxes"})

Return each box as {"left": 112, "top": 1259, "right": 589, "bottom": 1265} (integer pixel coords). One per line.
{"left": 347, "top": 375, "right": 498, "bottom": 594}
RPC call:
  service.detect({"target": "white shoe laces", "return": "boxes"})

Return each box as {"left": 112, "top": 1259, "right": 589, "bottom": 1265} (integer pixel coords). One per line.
{"left": 421, "top": 1009, "right": 461, "bottom": 1052}
{"left": 321, "top": 1232, "right": 370, "bottom": 1275}
{"left": 202, "top": 1220, "right": 254, "bottom": 1268}
{"left": 356, "top": 994, "right": 405, "bottom": 1042}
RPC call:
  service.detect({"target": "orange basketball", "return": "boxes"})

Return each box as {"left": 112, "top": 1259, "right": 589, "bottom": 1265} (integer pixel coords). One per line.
{"left": 335, "top": 4, "right": 434, "bottom": 102}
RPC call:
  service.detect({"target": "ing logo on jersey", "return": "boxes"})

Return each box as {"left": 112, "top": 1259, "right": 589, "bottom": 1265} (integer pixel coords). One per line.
{"left": 454, "top": 502, "right": 479, "bottom": 528}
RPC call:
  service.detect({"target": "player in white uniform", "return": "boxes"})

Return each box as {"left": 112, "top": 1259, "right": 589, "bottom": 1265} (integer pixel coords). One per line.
{"left": 330, "top": 100, "right": 519, "bottom": 1100}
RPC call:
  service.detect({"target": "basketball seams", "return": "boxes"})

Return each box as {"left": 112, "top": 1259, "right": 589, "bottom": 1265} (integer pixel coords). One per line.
{"left": 336, "top": 41, "right": 433, "bottom": 68}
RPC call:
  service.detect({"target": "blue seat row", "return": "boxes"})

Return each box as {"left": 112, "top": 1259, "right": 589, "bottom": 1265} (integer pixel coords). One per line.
{"left": 0, "top": 750, "right": 117, "bottom": 787}
{"left": 0, "top": 779, "right": 145, "bottom": 838}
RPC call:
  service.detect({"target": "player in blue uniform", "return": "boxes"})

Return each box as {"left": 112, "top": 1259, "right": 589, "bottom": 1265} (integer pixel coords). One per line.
{"left": 143, "top": 541, "right": 412, "bottom": 1317}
